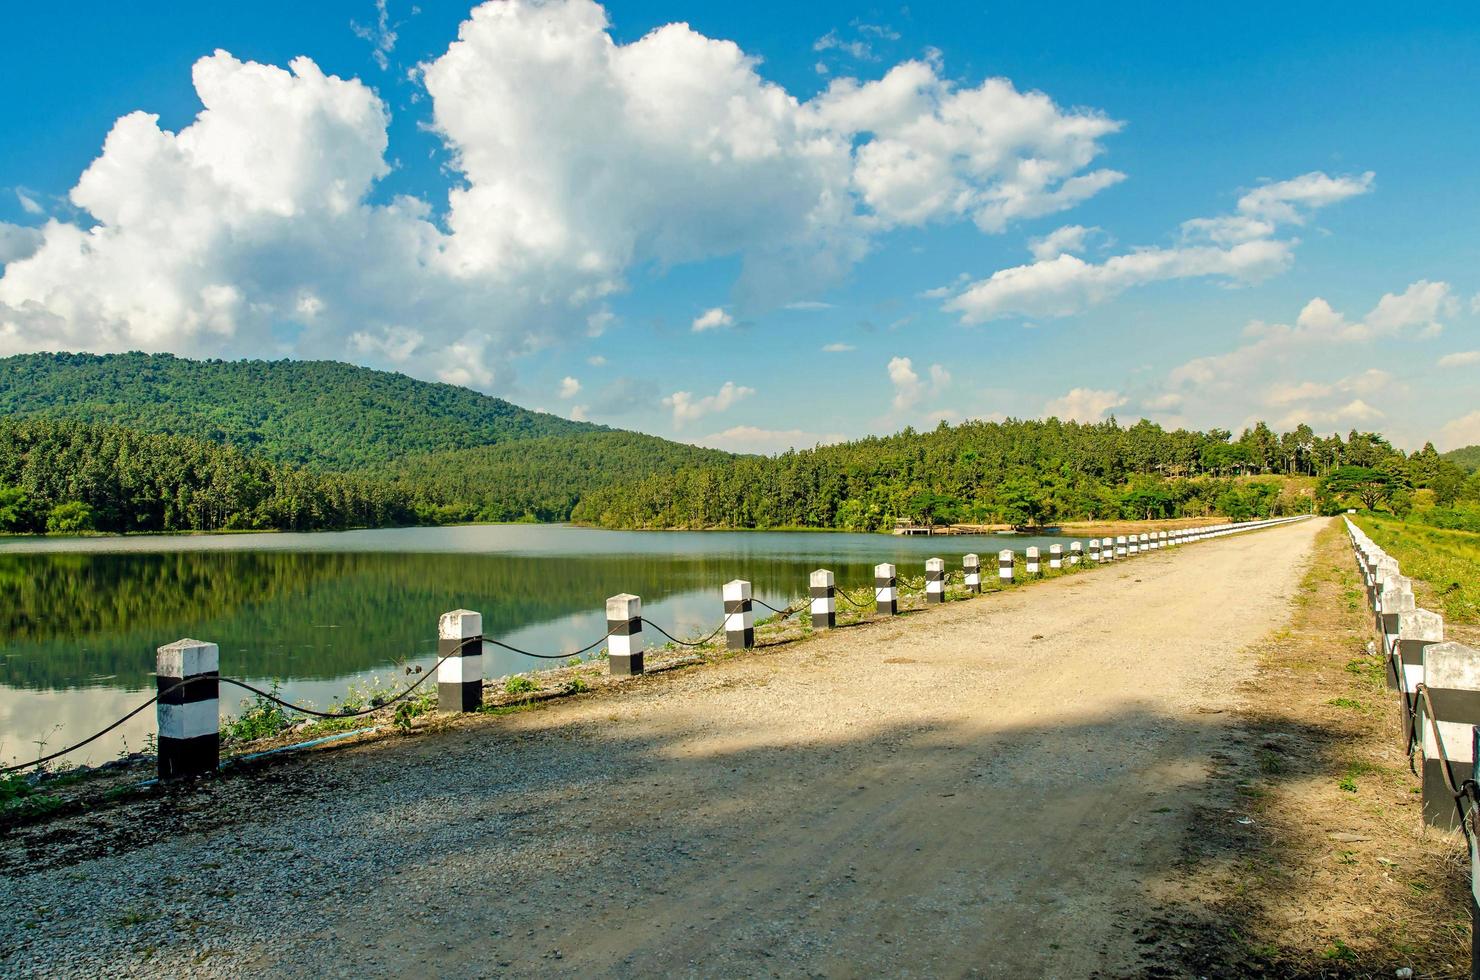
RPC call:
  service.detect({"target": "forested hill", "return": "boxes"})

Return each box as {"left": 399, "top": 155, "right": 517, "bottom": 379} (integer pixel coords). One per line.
{"left": 571, "top": 418, "right": 1475, "bottom": 530}
{"left": 1444, "top": 445, "right": 1480, "bottom": 473}
{"left": 0, "top": 352, "right": 600, "bottom": 470}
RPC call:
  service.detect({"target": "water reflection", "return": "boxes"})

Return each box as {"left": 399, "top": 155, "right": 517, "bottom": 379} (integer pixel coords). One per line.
{"left": 0, "top": 524, "right": 1064, "bottom": 766}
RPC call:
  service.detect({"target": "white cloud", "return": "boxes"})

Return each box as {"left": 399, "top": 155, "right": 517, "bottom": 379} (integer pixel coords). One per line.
{"left": 1439, "top": 350, "right": 1480, "bottom": 368}
{"left": 1145, "top": 282, "right": 1446, "bottom": 433}
{"left": 695, "top": 425, "right": 846, "bottom": 454}
{"left": 663, "top": 380, "right": 754, "bottom": 426}
{"left": 558, "top": 376, "right": 581, "bottom": 398}
{"left": 822, "top": 342, "right": 855, "bottom": 352}
{"left": 1440, "top": 409, "right": 1480, "bottom": 451}
{"left": 1028, "top": 224, "right": 1096, "bottom": 261}
{"left": 691, "top": 307, "right": 735, "bottom": 332}
{"left": 0, "top": 223, "right": 43, "bottom": 266}
{"left": 0, "top": 0, "right": 1124, "bottom": 391}
{"left": 569, "top": 404, "right": 590, "bottom": 422}
{"left": 813, "top": 30, "right": 873, "bottom": 61}
{"left": 812, "top": 60, "right": 1123, "bottom": 233}
{"left": 1044, "top": 387, "right": 1126, "bottom": 423}
{"left": 887, "top": 355, "right": 949, "bottom": 412}
{"left": 785, "top": 300, "right": 833, "bottom": 311}
{"left": 351, "top": 0, "right": 398, "bottom": 70}
{"left": 14, "top": 191, "right": 43, "bottom": 216}
{"left": 944, "top": 170, "right": 1374, "bottom": 323}
{"left": 586, "top": 354, "right": 606, "bottom": 366}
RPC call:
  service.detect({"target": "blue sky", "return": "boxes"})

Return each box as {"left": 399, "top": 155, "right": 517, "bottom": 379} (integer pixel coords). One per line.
{"left": 2, "top": 1, "right": 1478, "bottom": 453}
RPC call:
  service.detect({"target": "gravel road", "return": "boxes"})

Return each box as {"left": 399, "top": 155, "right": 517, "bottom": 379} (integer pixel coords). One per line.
{"left": 0, "top": 518, "right": 1326, "bottom": 978}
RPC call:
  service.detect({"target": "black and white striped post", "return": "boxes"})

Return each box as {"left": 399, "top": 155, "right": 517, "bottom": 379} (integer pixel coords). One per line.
{"left": 875, "top": 563, "right": 897, "bottom": 616}
{"left": 925, "top": 558, "right": 945, "bottom": 604}
{"left": 607, "top": 593, "right": 644, "bottom": 677}
{"left": 1141, "top": 532, "right": 1152, "bottom": 551}
{"left": 963, "top": 553, "right": 981, "bottom": 594}
{"left": 1069, "top": 541, "right": 1083, "bottom": 565}
{"left": 1472, "top": 728, "right": 1480, "bottom": 980}
{"left": 1158, "top": 530, "right": 1169, "bottom": 549}
{"left": 1049, "top": 544, "right": 1063, "bottom": 571}
{"left": 998, "top": 549, "right": 1014, "bottom": 584}
{"left": 809, "top": 570, "right": 835, "bottom": 629}
{"left": 1419, "top": 641, "right": 1480, "bottom": 828}
{"left": 1393, "top": 607, "right": 1444, "bottom": 705}
{"left": 1102, "top": 537, "right": 1116, "bottom": 561}
{"left": 1026, "top": 546, "right": 1042, "bottom": 577}
{"left": 1088, "top": 539, "right": 1101, "bottom": 562}
{"left": 437, "top": 609, "right": 483, "bottom": 713}
{"left": 724, "top": 579, "right": 754, "bottom": 650}
{"left": 1115, "top": 535, "right": 1127, "bottom": 559}
{"left": 156, "top": 638, "right": 219, "bottom": 781}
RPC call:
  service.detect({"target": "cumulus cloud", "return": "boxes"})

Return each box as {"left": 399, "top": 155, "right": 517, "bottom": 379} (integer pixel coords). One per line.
{"left": 558, "top": 376, "right": 581, "bottom": 398}
{"left": 0, "top": 0, "right": 1125, "bottom": 393}
{"left": 1439, "top": 350, "right": 1480, "bottom": 368}
{"left": 945, "top": 171, "right": 1374, "bottom": 323}
{"left": 662, "top": 380, "right": 754, "bottom": 426}
{"left": 887, "top": 355, "right": 949, "bottom": 412}
{"left": 0, "top": 223, "right": 43, "bottom": 267}
{"left": 1044, "top": 387, "right": 1126, "bottom": 423}
{"left": 1028, "top": 224, "right": 1097, "bottom": 261}
{"left": 691, "top": 307, "right": 735, "bottom": 332}
{"left": 1145, "top": 282, "right": 1446, "bottom": 432}
{"left": 1441, "top": 410, "right": 1480, "bottom": 451}
{"left": 695, "top": 425, "right": 847, "bottom": 454}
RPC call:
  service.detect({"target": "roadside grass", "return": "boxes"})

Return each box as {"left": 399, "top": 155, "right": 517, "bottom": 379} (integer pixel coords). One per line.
{"left": 1354, "top": 514, "right": 1480, "bottom": 625}
{"left": 1164, "top": 519, "right": 1470, "bottom": 975}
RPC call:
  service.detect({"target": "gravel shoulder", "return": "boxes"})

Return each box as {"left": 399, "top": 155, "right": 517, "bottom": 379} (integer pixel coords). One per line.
{"left": 2, "top": 519, "right": 1326, "bottom": 977}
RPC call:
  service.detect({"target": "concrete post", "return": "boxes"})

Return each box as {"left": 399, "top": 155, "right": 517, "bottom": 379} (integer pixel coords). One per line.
{"left": 156, "top": 638, "right": 219, "bottom": 781}
{"left": 437, "top": 610, "right": 484, "bottom": 712}
{"left": 1069, "top": 541, "right": 1083, "bottom": 566}
{"left": 1141, "top": 532, "right": 1152, "bottom": 552}
{"left": 810, "top": 569, "right": 836, "bottom": 629}
{"left": 998, "top": 549, "right": 1014, "bottom": 584}
{"left": 724, "top": 579, "right": 755, "bottom": 650}
{"left": 1049, "top": 544, "right": 1063, "bottom": 570}
{"left": 1420, "top": 641, "right": 1480, "bottom": 828}
{"left": 1158, "top": 530, "right": 1169, "bottom": 549}
{"left": 607, "top": 593, "right": 644, "bottom": 676}
{"left": 1026, "top": 546, "right": 1042, "bottom": 577}
{"left": 925, "top": 558, "right": 945, "bottom": 604}
{"left": 1088, "top": 539, "right": 1101, "bottom": 562}
{"left": 1102, "top": 537, "right": 1115, "bottom": 561}
{"left": 962, "top": 554, "right": 981, "bottom": 594}
{"left": 875, "top": 563, "right": 897, "bottom": 616}
{"left": 1115, "top": 535, "right": 1127, "bottom": 559}
{"left": 1393, "top": 607, "right": 1444, "bottom": 703}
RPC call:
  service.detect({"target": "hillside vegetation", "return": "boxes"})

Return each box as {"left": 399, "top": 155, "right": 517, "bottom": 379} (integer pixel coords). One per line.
{"left": 572, "top": 418, "right": 1470, "bottom": 531}
{"left": 1443, "top": 444, "right": 1480, "bottom": 473}
{"left": 0, "top": 417, "right": 417, "bottom": 534}
{"left": 0, "top": 352, "right": 598, "bottom": 470}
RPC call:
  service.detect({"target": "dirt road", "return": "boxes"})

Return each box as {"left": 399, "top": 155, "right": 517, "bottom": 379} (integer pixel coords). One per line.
{"left": 1, "top": 518, "right": 1326, "bottom": 977}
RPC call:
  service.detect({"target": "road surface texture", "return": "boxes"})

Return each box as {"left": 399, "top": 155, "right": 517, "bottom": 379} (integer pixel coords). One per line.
{"left": 0, "top": 518, "right": 1326, "bottom": 977}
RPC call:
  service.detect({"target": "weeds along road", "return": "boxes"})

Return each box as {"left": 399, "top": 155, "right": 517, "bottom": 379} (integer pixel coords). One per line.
{"left": 1, "top": 518, "right": 1328, "bottom": 978}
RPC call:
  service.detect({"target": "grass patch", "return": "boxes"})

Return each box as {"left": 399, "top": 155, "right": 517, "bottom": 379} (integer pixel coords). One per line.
{"left": 1354, "top": 514, "right": 1480, "bottom": 624}
{"left": 504, "top": 675, "right": 539, "bottom": 696}
{"left": 1326, "top": 696, "right": 1365, "bottom": 710}
{"left": 0, "top": 772, "right": 62, "bottom": 819}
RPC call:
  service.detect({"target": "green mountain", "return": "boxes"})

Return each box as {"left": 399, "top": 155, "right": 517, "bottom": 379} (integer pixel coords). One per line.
{"left": 0, "top": 352, "right": 732, "bottom": 531}
{"left": 0, "top": 352, "right": 599, "bottom": 471}
{"left": 1443, "top": 445, "right": 1480, "bottom": 473}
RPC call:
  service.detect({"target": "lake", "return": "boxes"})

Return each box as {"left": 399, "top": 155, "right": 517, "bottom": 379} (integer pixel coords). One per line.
{"left": 0, "top": 523, "right": 1068, "bottom": 768}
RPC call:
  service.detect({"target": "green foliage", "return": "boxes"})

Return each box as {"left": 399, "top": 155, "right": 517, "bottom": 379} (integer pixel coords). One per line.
{"left": 1443, "top": 444, "right": 1480, "bottom": 473}
{"left": 222, "top": 685, "right": 295, "bottom": 744}
{"left": 1319, "top": 465, "right": 1399, "bottom": 511}
{"left": 44, "top": 501, "right": 95, "bottom": 534}
{"left": 0, "top": 773, "right": 63, "bottom": 818}
{"left": 0, "top": 352, "right": 597, "bottom": 471}
{"left": 1356, "top": 515, "right": 1480, "bottom": 624}
{"left": 504, "top": 675, "right": 539, "bottom": 695}
{"left": 571, "top": 418, "right": 1356, "bottom": 530}
{"left": 0, "top": 417, "right": 420, "bottom": 533}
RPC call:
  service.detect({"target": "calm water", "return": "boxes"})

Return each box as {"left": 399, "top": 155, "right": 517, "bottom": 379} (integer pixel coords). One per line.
{"left": 0, "top": 523, "right": 1067, "bottom": 768}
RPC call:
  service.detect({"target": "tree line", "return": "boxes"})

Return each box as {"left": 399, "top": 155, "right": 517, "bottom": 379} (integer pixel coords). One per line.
{"left": 0, "top": 418, "right": 422, "bottom": 534}
{"left": 571, "top": 418, "right": 1476, "bottom": 531}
